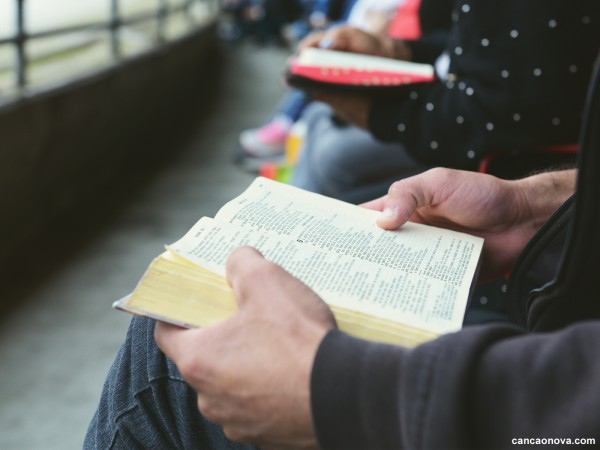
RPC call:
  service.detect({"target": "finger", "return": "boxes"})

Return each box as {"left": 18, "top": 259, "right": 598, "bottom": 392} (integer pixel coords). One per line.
{"left": 318, "top": 34, "right": 334, "bottom": 49}
{"left": 154, "top": 321, "right": 197, "bottom": 363}
{"left": 226, "top": 246, "right": 316, "bottom": 314}
{"left": 225, "top": 246, "right": 269, "bottom": 308}
{"left": 226, "top": 246, "right": 265, "bottom": 282}
{"left": 317, "top": 26, "right": 344, "bottom": 49}
{"left": 305, "top": 26, "right": 349, "bottom": 52}
{"left": 375, "top": 178, "right": 433, "bottom": 229}
{"left": 360, "top": 196, "right": 386, "bottom": 211}
{"left": 327, "top": 25, "right": 363, "bottom": 50}
{"left": 297, "top": 30, "right": 326, "bottom": 51}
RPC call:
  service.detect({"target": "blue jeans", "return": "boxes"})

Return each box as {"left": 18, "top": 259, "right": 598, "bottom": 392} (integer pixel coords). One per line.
{"left": 272, "top": 88, "right": 310, "bottom": 123}
{"left": 84, "top": 316, "right": 254, "bottom": 450}
{"left": 85, "top": 296, "right": 507, "bottom": 449}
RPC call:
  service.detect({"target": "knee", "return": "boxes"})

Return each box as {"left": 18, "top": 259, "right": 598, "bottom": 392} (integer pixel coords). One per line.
{"left": 310, "top": 143, "right": 355, "bottom": 192}
{"left": 292, "top": 136, "right": 353, "bottom": 198}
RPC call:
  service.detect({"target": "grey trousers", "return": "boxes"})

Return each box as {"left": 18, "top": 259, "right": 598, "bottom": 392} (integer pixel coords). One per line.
{"left": 290, "top": 102, "right": 430, "bottom": 204}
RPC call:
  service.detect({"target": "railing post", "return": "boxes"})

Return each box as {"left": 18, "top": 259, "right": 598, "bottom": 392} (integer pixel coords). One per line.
{"left": 157, "top": 0, "right": 168, "bottom": 44}
{"left": 110, "top": 0, "right": 121, "bottom": 59}
{"left": 2, "top": 0, "right": 215, "bottom": 98}
{"left": 15, "top": 0, "right": 26, "bottom": 88}
{"left": 185, "top": 0, "right": 194, "bottom": 27}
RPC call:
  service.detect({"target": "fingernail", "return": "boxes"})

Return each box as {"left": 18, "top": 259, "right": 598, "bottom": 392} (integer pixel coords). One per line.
{"left": 319, "top": 37, "right": 333, "bottom": 49}
{"left": 382, "top": 207, "right": 396, "bottom": 219}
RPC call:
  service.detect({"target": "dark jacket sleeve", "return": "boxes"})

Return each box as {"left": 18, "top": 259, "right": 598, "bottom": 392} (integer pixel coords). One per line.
{"left": 367, "top": 0, "right": 600, "bottom": 169}
{"left": 404, "top": 0, "right": 454, "bottom": 64}
{"left": 311, "top": 324, "right": 600, "bottom": 449}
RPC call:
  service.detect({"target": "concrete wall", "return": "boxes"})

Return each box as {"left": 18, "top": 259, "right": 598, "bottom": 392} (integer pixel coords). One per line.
{"left": 0, "top": 24, "right": 221, "bottom": 270}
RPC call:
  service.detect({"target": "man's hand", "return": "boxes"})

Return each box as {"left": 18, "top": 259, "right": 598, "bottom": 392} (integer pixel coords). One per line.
{"left": 294, "top": 26, "right": 411, "bottom": 129}
{"left": 155, "top": 247, "right": 336, "bottom": 449}
{"left": 362, "top": 168, "right": 576, "bottom": 281}
{"left": 298, "top": 25, "right": 410, "bottom": 60}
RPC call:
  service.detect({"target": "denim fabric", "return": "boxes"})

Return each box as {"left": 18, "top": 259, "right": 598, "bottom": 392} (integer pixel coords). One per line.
{"left": 274, "top": 89, "right": 311, "bottom": 123}
{"left": 84, "top": 316, "right": 256, "bottom": 450}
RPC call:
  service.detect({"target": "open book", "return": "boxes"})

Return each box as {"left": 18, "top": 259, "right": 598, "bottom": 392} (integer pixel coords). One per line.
{"left": 286, "top": 47, "right": 435, "bottom": 92}
{"left": 114, "top": 178, "right": 483, "bottom": 347}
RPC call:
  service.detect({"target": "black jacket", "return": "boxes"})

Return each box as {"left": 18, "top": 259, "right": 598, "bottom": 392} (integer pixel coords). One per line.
{"left": 368, "top": 0, "right": 600, "bottom": 171}
{"left": 311, "top": 53, "right": 600, "bottom": 450}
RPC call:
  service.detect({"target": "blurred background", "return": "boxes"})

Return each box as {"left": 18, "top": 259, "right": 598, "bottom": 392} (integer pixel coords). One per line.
{"left": 0, "top": 0, "right": 303, "bottom": 448}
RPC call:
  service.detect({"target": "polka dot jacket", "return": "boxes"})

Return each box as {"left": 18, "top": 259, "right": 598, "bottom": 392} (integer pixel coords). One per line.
{"left": 368, "top": 0, "right": 600, "bottom": 169}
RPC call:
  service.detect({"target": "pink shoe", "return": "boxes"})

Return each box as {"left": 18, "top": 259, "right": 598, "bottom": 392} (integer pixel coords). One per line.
{"left": 239, "top": 116, "right": 292, "bottom": 157}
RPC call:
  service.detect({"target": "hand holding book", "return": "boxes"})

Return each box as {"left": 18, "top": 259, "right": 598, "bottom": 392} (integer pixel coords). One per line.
{"left": 115, "top": 177, "right": 484, "bottom": 347}
{"left": 286, "top": 27, "right": 434, "bottom": 128}
{"left": 362, "top": 168, "right": 577, "bottom": 282}
{"left": 154, "top": 245, "right": 334, "bottom": 449}
{"left": 287, "top": 25, "right": 432, "bottom": 93}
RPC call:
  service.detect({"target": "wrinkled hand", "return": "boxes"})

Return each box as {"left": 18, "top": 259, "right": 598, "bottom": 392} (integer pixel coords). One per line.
{"left": 362, "top": 168, "right": 576, "bottom": 281}
{"left": 155, "top": 247, "right": 336, "bottom": 449}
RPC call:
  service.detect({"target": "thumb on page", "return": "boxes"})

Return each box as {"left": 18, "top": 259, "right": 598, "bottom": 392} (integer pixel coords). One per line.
{"left": 226, "top": 246, "right": 267, "bottom": 309}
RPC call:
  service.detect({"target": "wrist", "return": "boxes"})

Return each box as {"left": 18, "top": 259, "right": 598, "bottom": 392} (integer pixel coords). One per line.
{"left": 391, "top": 39, "right": 411, "bottom": 60}
{"left": 516, "top": 169, "right": 576, "bottom": 231}
{"left": 381, "top": 38, "right": 411, "bottom": 60}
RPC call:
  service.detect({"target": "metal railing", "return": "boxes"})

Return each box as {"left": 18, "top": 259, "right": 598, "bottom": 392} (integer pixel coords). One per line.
{"left": 0, "top": 0, "right": 215, "bottom": 96}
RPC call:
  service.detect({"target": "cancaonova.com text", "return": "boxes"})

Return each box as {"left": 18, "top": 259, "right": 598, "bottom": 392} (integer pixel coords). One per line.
{"left": 512, "top": 437, "right": 596, "bottom": 446}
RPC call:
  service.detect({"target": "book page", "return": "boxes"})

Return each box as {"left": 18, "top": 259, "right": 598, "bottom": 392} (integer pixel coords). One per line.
{"left": 296, "top": 48, "right": 434, "bottom": 77}
{"left": 168, "top": 179, "right": 483, "bottom": 334}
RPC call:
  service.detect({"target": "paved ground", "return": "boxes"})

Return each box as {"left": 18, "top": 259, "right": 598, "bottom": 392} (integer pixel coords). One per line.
{"left": 0, "top": 41, "right": 289, "bottom": 450}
